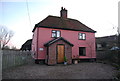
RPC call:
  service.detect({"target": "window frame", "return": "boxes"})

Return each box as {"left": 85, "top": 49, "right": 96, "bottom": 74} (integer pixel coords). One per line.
{"left": 51, "top": 30, "right": 61, "bottom": 38}
{"left": 78, "top": 33, "right": 86, "bottom": 40}
{"left": 79, "top": 47, "right": 86, "bottom": 56}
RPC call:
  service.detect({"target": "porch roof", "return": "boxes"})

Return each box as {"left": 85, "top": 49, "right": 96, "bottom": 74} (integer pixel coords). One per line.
{"left": 44, "top": 37, "right": 74, "bottom": 47}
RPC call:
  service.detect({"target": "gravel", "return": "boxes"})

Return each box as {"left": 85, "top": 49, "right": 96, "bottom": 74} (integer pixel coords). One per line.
{"left": 2, "top": 62, "right": 117, "bottom": 79}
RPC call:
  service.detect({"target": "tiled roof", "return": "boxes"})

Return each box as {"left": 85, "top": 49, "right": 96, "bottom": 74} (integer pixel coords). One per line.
{"left": 20, "top": 39, "right": 32, "bottom": 51}
{"left": 33, "top": 15, "right": 96, "bottom": 33}
{"left": 96, "top": 35, "right": 118, "bottom": 43}
{"left": 44, "top": 37, "right": 74, "bottom": 47}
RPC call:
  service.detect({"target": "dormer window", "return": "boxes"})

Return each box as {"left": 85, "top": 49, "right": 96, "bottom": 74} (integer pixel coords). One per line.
{"left": 78, "top": 33, "right": 86, "bottom": 40}
{"left": 52, "top": 30, "right": 61, "bottom": 38}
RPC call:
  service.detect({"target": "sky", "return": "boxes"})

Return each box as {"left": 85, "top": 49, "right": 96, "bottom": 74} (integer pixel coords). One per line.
{"left": 0, "top": 0, "right": 119, "bottom": 49}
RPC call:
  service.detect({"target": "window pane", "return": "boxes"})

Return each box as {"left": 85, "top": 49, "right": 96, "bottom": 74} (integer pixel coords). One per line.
{"left": 79, "top": 47, "right": 86, "bottom": 56}
{"left": 52, "top": 33, "right": 56, "bottom": 37}
{"left": 57, "top": 31, "right": 60, "bottom": 37}
{"left": 79, "top": 36, "right": 82, "bottom": 39}
{"left": 52, "top": 30, "right": 56, "bottom": 33}
{"left": 82, "top": 34, "right": 86, "bottom": 39}
{"left": 79, "top": 33, "right": 82, "bottom": 39}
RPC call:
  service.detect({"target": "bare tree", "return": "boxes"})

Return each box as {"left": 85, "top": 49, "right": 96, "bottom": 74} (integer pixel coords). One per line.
{"left": 0, "top": 25, "right": 14, "bottom": 49}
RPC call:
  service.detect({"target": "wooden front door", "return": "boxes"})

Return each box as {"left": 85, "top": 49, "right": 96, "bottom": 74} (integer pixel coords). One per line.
{"left": 57, "top": 45, "right": 65, "bottom": 63}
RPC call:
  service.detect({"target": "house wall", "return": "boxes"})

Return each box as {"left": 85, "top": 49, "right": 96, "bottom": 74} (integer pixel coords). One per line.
{"left": 32, "top": 28, "right": 38, "bottom": 59}
{"left": 32, "top": 27, "right": 96, "bottom": 60}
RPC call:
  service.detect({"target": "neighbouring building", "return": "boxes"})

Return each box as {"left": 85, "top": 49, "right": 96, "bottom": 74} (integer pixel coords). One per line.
{"left": 20, "top": 39, "right": 32, "bottom": 51}
{"left": 96, "top": 35, "right": 118, "bottom": 51}
{"left": 32, "top": 7, "right": 96, "bottom": 65}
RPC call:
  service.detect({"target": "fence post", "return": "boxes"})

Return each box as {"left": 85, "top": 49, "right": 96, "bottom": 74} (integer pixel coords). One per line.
{"left": 0, "top": 50, "right": 2, "bottom": 81}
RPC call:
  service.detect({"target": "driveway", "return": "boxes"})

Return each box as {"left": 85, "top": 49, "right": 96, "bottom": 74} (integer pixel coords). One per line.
{"left": 2, "top": 62, "right": 117, "bottom": 79}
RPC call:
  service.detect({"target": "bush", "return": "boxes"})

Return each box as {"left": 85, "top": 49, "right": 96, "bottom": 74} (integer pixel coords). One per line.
{"left": 64, "top": 56, "right": 67, "bottom": 62}
{"left": 104, "top": 50, "right": 119, "bottom": 64}
{"left": 116, "top": 69, "right": 120, "bottom": 80}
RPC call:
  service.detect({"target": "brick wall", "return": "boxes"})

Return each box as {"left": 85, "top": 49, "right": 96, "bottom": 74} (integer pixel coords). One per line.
{"left": 47, "top": 40, "right": 72, "bottom": 65}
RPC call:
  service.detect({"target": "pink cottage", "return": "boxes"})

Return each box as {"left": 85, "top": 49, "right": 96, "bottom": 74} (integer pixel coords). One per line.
{"left": 32, "top": 7, "right": 96, "bottom": 65}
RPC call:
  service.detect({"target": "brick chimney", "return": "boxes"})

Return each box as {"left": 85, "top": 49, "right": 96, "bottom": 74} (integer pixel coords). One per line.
{"left": 60, "top": 7, "right": 67, "bottom": 18}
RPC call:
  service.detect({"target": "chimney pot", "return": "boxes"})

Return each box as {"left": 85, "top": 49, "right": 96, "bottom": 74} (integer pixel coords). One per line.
{"left": 61, "top": 7, "right": 63, "bottom": 10}
{"left": 60, "top": 7, "right": 67, "bottom": 18}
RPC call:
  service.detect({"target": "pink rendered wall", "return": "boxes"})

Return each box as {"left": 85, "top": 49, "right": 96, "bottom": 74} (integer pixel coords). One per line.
{"left": 32, "top": 28, "right": 38, "bottom": 59}
{"left": 32, "top": 27, "right": 96, "bottom": 59}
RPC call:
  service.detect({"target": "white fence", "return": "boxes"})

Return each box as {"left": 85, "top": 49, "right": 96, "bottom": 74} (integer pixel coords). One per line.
{"left": 2, "top": 50, "right": 34, "bottom": 70}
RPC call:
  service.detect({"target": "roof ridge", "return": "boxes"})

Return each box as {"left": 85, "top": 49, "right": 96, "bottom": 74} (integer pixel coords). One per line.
{"left": 48, "top": 15, "right": 79, "bottom": 21}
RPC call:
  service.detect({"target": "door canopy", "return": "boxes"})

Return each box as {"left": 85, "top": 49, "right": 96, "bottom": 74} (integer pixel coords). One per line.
{"left": 44, "top": 37, "right": 74, "bottom": 47}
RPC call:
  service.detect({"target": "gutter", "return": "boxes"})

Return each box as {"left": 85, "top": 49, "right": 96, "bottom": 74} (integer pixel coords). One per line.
{"left": 33, "top": 26, "right": 96, "bottom": 33}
